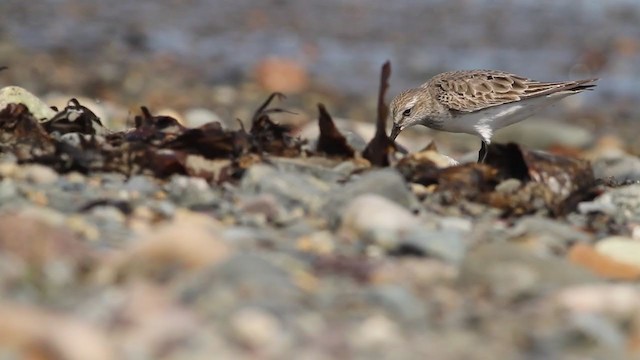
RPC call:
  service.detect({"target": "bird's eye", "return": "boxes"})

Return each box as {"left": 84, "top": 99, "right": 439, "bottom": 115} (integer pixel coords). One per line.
{"left": 402, "top": 108, "right": 411, "bottom": 117}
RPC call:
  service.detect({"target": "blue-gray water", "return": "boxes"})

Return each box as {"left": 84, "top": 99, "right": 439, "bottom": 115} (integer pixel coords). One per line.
{"left": 1, "top": 0, "right": 639, "bottom": 102}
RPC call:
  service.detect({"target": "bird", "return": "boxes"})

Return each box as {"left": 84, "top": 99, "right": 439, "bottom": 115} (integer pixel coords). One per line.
{"left": 388, "top": 70, "right": 597, "bottom": 163}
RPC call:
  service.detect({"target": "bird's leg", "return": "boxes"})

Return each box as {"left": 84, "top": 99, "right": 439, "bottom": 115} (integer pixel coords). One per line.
{"left": 478, "top": 141, "right": 488, "bottom": 163}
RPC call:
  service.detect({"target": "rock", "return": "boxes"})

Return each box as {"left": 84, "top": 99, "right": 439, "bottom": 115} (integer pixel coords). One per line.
{"left": 555, "top": 284, "right": 640, "bottom": 319}
{"left": 0, "top": 86, "right": 57, "bottom": 120}
{"left": 365, "top": 284, "right": 429, "bottom": 326}
{"left": 565, "top": 313, "right": 626, "bottom": 351}
{"left": 166, "top": 175, "right": 218, "bottom": 208}
{"left": 398, "top": 227, "right": 468, "bottom": 263}
{"left": 0, "top": 211, "right": 85, "bottom": 264}
{"left": 184, "top": 107, "right": 224, "bottom": 128}
{"left": 266, "top": 157, "right": 353, "bottom": 183}
{"left": 0, "top": 302, "right": 115, "bottom": 360}
{"left": 507, "top": 216, "right": 593, "bottom": 255}
{"left": 578, "top": 184, "right": 640, "bottom": 224}
{"left": 179, "top": 254, "right": 299, "bottom": 318}
{"left": 87, "top": 204, "right": 127, "bottom": 226}
{"left": 567, "top": 244, "right": 640, "bottom": 280}
{"left": 211, "top": 85, "right": 238, "bottom": 106}
{"left": 0, "top": 160, "right": 18, "bottom": 178}
{"left": 240, "top": 164, "right": 331, "bottom": 213}
{"left": 350, "top": 314, "right": 402, "bottom": 351}
{"left": 229, "top": 307, "right": 287, "bottom": 354}
{"left": 17, "top": 164, "right": 59, "bottom": 184}
{"left": 595, "top": 236, "right": 640, "bottom": 268}
{"left": 295, "top": 231, "right": 336, "bottom": 256}
{"left": 111, "top": 209, "right": 230, "bottom": 280}
{"left": 107, "top": 283, "right": 200, "bottom": 359}
{"left": 0, "top": 178, "right": 18, "bottom": 203}
{"left": 237, "top": 193, "right": 288, "bottom": 225}
{"left": 124, "top": 175, "right": 159, "bottom": 196}
{"left": 495, "top": 178, "right": 522, "bottom": 194}
{"left": 324, "top": 169, "right": 419, "bottom": 227}
{"left": 339, "top": 194, "right": 421, "bottom": 246}
{"left": 460, "top": 242, "right": 597, "bottom": 301}
{"left": 592, "top": 151, "right": 640, "bottom": 182}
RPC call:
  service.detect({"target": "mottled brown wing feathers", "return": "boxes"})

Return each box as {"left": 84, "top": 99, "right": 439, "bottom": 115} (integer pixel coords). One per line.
{"left": 426, "top": 70, "right": 597, "bottom": 113}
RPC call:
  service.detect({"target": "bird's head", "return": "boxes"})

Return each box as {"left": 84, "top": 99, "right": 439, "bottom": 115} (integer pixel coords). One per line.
{"left": 389, "top": 88, "right": 433, "bottom": 140}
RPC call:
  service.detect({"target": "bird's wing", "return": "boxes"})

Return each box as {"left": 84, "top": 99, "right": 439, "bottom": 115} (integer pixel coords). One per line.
{"left": 425, "top": 70, "right": 597, "bottom": 113}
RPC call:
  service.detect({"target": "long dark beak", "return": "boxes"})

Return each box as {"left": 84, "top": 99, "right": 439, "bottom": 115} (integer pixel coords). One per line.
{"left": 389, "top": 123, "right": 401, "bottom": 141}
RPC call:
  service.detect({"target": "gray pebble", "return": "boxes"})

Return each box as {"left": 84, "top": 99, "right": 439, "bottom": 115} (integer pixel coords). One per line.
{"left": 399, "top": 228, "right": 468, "bottom": 264}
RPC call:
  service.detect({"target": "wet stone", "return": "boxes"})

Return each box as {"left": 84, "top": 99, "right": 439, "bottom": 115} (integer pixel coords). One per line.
{"left": 460, "top": 242, "right": 597, "bottom": 302}
{"left": 240, "top": 164, "right": 332, "bottom": 213}
{"left": 124, "top": 175, "right": 159, "bottom": 196}
{"left": 592, "top": 152, "right": 640, "bottom": 182}
{"left": 179, "top": 254, "right": 300, "bottom": 318}
{"left": 0, "top": 178, "right": 18, "bottom": 203}
{"left": 324, "top": 168, "right": 419, "bottom": 227}
{"left": 507, "top": 216, "right": 594, "bottom": 255}
{"left": 339, "top": 194, "right": 421, "bottom": 247}
{"left": 364, "top": 284, "right": 429, "bottom": 327}
{"left": 165, "top": 175, "right": 218, "bottom": 208}
{"left": 397, "top": 227, "right": 468, "bottom": 263}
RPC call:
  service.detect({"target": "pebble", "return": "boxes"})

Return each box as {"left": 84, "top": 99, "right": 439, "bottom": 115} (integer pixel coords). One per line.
{"left": 507, "top": 216, "right": 593, "bottom": 255}
{"left": 555, "top": 284, "right": 640, "bottom": 319}
{"left": 180, "top": 254, "right": 299, "bottom": 317}
{"left": 124, "top": 175, "right": 159, "bottom": 196}
{"left": 0, "top": 86, "right": 57, "bottom": 120}
{"left": 184, "top": 107, "right": 224, "bottom": 128}
{"left": 19, "top": 164, "right": 59, "bottom": 184}
{"left": 229, "top": 307, "right": 286, "bottom": 352}
{"left": 0, "top": 178, "right": 18, "bottom": 202}
{"left": 166, "top": 175, "right": 217, "bottom": 208}
{"left": 495, "top": 178, "right": 522, "bottom": 194}
{"left": 324, "top": 168, "right": 419, "bottom": 227}
{"left": 365, "top": 284, "right": 429, "bottom": 326}
{"left": 339, "top": 194, "right": 420, "bottom": 246}
{"left": 592, "top": 151, "right": 640, "bottom": 182}
{"left": 399, "top": 227, "right": 468, "bottom": 263}
{"left": 0, "top": 303, "right": 115, "bottom": 360}
{"left": 240, "top": 164, "right": 330, "bottom": 213}
{"left": 579, "top": 184, "right": 640, "bottom": 223}
{"left": 0, "top": 161, "right": 18, "bottom": 178}
{"left": 460, "top": 242, "right": 596, "bottom": 301}
{"left": 595, "top": 236, "right": 640, "bottom": 268}
{"left": 350, "top": 314, "right": 402, "bottom": 350}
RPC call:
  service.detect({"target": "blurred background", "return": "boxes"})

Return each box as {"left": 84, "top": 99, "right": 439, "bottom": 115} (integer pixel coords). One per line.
{"left": 0, "top": 0, "right": 639, "bottom": 153}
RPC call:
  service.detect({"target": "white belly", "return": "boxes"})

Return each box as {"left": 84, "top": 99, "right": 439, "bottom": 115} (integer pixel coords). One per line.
{"left": 440, "top": 94, "right": 571, "bottom": 142}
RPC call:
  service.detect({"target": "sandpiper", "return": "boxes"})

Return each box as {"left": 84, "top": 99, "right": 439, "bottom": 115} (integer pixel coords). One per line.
{"left": 389, "top": 70, "right": 597, "bottom": 162}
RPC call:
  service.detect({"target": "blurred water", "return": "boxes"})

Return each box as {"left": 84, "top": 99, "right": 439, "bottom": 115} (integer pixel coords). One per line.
{"left": 1, "top": 0, "right": 639, "bottom": 101}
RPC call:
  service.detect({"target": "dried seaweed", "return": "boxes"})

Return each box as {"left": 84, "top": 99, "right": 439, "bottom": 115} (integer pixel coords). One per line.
{"left": 249, "top": 92, "right": 302, "bottom": 156}
{"left": 315, "top": 103, "right": 355, "bottom": 158}
{"left": 42, "top": 99, "right": 105, "bottom": 136}
{"left": 362, "top": 61, "right": 395, "bottom": 166}
{"left": 0, "top": 103, "right": 55, "bottom": 160}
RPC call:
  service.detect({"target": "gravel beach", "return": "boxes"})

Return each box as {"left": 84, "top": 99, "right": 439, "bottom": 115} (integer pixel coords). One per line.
{"left": 2, "top": 1, "right": 640, "bottom": 359}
